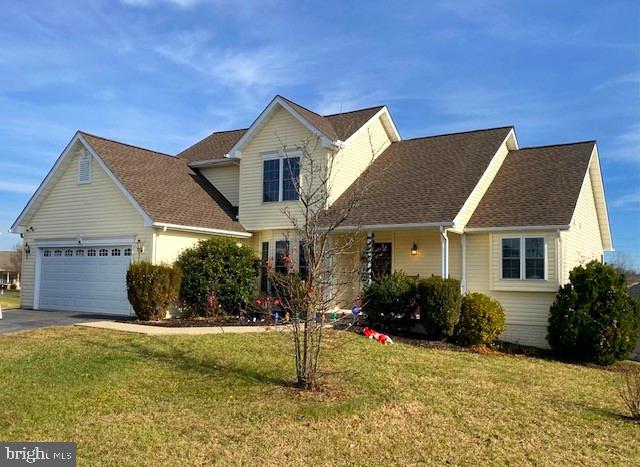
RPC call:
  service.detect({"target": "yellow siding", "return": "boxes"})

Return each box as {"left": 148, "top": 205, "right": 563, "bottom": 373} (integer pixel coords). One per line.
{"left": 20, "top": 149, "right": 152, "bottom": 308}
{"left": 465, "top": 233, "right": 557, "bottom": 348}
{"left": 328, "top": 115, "right": 391, "bottom": 205}
{"left": 559, "top": 167, "right": 604, "bottom": 283}
{"left": 153, "top": 230, "right": 210, "bottom": 264}
{"left": 238, "top": 106, "right": 327, "bottom": 231}
{"left": 200, "top": 164, "right": 240, "bottom": 206}
{"left": 392, "top": 230, "right": 441, "bottom": 278}
{"left": 453, "top": 133, "right": 513, "bottom": 229}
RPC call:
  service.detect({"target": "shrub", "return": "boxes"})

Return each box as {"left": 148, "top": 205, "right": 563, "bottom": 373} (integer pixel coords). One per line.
{"left": 619, "top": 366, "right": 640, "bottom": 421}
{"left": 547, "top": 261, "right": 640, "bottom": 365}
{"left": 453, "top": 293, "right": 505, "bottom": 346}
{"left": 126, "top": 261, "right": 181, "bottom": 321}
{"left": 363, "top": 272, "right": 416, "bottom": 328}
{"left": 177, "top": 237, "right": 260, "bottom": 317}
{"left": 417, "top": 276, "right": 462, "bottom": 339}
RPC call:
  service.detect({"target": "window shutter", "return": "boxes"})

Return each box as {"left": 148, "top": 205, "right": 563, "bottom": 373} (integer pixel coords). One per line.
{"left": 78, "top": 150, "right": 92, "bottom": 184}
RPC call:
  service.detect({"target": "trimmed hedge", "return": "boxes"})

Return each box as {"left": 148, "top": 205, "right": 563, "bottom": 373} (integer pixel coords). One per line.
{"left": 177, "top": 237, "right": 260, "bottom": 317}
{"left": 417, "top": 276, "right": 462, "bottom": 339}
{"left": 547, "top": 260, "right": 640, "bottom": 365}
{"left": 126, "top": 261, "right": 181, "bottom": 321}
{"left": 363, "top": 272, "right": 416, "bottom": 328}
{"left": 453, "top": 292, "right": 505, "bottom": 346}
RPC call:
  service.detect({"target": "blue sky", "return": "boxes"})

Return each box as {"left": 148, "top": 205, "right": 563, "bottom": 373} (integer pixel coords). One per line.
{"left": 0, "top": 0, "right": 638, "bottom": 265}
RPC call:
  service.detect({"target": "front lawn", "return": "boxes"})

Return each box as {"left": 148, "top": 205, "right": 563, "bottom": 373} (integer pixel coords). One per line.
{"left": 0, "top": 327, "right": 637, "bottom": 466}
{"left": 0, "top": 290, "right": 19, "bottom": 309}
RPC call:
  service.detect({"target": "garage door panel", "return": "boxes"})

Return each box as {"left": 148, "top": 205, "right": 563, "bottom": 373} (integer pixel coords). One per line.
{"left": 38, "top": 246, "right": 132, "bottom": 315}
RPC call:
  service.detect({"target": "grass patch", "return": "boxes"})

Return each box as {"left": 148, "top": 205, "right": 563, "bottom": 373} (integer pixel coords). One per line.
{"left": 0, "top": 290, "right": 19, "bottom": 309}
{"left": 0, "top": 327, "right": 638, "bottom": 466}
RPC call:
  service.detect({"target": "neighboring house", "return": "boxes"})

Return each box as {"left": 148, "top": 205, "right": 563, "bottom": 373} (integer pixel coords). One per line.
{"left": 10, "top": 95, "right": 612, "bottom": 348}
{"left": 0, "top": 251, "right": 20, "bottom": 290}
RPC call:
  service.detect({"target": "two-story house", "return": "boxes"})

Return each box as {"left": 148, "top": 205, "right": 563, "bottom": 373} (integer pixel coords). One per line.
{"left": 10, "top": 95, "right": 612, "bottom": 348}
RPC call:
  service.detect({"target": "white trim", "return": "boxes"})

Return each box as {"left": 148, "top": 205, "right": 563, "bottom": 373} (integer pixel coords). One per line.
{"left": 33, "top": 248, "right": 42, "bottom": 310}
{"left": 334, "top": 222, "right": 454, "bottom": 232}
{"left": 77, "top": 149, "right": 92, "bottom": 184}
{"left": 465, "top": 224, "right": 570, "bottom": 233}
{"left": 228, "top": 96, "right": 336, "bottom": 158}
{"left": 32, "top": 235, "right": 136, "bottom": 247}
{"left": 498, "top": 235, "right": 547, "bottom": 281}
{"left": 188, "top": 157, "right": 239, "bottom": 169}
{"left": 152, "top": 222, "right": 251, "bottom": 238}
{"left": 461, "top": 233, "right": 467, "bottom": 293}
{"left": 440, "top": 227, "right": 449, "bottom": 278}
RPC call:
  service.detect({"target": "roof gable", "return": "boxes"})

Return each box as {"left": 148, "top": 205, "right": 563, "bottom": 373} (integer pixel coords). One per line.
{"left": 326, "top": 126, "right": 513, "bottom": 228}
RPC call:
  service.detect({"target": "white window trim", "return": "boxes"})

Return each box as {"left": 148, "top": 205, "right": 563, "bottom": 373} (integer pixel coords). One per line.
{"left": 500, "top": 235, "right": 547, "bottom": 281}
{"left": 261, "top": 150, "right": 301, "bottom": 203}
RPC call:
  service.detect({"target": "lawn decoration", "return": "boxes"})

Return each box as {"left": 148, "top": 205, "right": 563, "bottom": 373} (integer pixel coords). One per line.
{"left": 363, "top": 327, "right": 393, "bottom": 345}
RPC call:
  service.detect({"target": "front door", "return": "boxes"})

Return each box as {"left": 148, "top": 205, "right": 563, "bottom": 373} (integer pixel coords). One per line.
{"left": 372, "top": 242, "right": 392, "bottom": 279}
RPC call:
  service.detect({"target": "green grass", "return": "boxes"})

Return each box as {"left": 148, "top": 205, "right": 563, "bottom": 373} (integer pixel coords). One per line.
{"left": 0, "top": 327, "right": 637, "bottom": 466}
{"left": 0, "top": 290, "right": 19, "bottom": 309}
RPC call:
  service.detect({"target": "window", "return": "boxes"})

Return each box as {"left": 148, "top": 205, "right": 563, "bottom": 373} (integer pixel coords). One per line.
{"left": 87, "top": 249, "right": 96, "bottom": 256}
{"left": 299, "top": 241, "right": 309, "bottom": 280}
{"left": 260, "top": 242, "right": 269, "bottom": 293}
{"left": 525, "top": 238, "right": 545, "bottom": 279}
{"left": 501, "top": 238, "right": 521, "bottom": 279}
{"left": 501, "top": 237, "right": 545, "bottom": 280}
{"left": 99, "top": 248, "right": 108, "bottom": 257}
{"left": 275, "top": 240, "right": 290, "bottom": 274}
{"left": 43, "top": 250, "right": 51, "bottom": 257}
{"left": 262, "top": 155, "right": 300, "bottom": 202}
{"left": 54, "top": 249, "right": 62, "bottom": 257}
{"left": 64, "top": 249, "right": 73, "bottom": 257}
{"left": 76, "top": 249, "right": 84, "bottom": 256}
{"left": 372, "top": 242, "right": 392, "bottom": 279}
{"left": 124, "top": 248, "right": 132, "bottom": 256}
{"left": 77, "top": 150, "right": 91, "bottom": 184}
{"left": 111, "top": 248, "right": 121, "bottom": 256}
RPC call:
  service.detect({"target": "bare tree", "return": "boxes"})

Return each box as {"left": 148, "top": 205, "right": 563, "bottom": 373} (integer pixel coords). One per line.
{"left": 608, "top": 252, "right": 640, "bottom": 285}
{"left": 9, "top": 243, "right": 23, "bottom": 273}
{"left": 268, "top": 130, "right": 383, "bottom": 389}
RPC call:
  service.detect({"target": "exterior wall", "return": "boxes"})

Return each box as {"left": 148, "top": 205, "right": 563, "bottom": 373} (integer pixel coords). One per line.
{"left": 465, "top": 232, "right": 559, "bottom": 348}
{"left": 20, "top": 150, "right": 153, "bottom": 309}
{"left": 200, "top": 164, "right": 240, "bottom": 206}
{"left": 453, "top": 133, "right": 514, "bottom": 229}
{"left": 153, "top": 230, "right": 212, "bottom": 265}
{"left": 238, "top": 106, "right": 328, "bottom": 231}
{"left": 559, "top": 168, "right": 604, "bottom": 283}
{"left": 327, "top": 114, "right": 392, "bottom": 206}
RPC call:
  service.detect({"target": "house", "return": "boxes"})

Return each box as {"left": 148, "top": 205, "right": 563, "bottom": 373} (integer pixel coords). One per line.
{"left": 10, "top": 95, "right": 612, "bottom": 347}
{"left": 0, "top": 251, "right": 20, "bottom": 290}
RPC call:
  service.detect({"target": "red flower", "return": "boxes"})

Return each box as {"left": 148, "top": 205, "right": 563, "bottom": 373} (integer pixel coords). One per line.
{"left": 256, "top": 299, "right": 262, "bottom": 305}
{"left": 274, "top": 299, "right": 281, "bottom": 306}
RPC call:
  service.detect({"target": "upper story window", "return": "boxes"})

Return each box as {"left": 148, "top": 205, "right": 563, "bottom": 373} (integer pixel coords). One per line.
{"left": 77, "top": 149, "right": 92, "bottom": 184}
{"left": 501, "top": 237, "right": 546, "bottom": 280}
{"left": 262, "top": 153, "right": 300, "bottom": 202}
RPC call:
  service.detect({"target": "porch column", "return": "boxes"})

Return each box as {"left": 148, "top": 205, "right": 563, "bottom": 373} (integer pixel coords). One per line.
{"left": 366, "top": 231, "right": 374, "bottom": 285}
{"left": 440, "top": 227, "right": 449, "bottom": 278}
{"left": 461, "top": 234, "right": 467, "bottom": 293}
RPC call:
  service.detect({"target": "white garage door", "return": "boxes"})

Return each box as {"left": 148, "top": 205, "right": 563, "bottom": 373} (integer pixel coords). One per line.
{"left": 38, "top": 246, "right": 132, "bottom": 315}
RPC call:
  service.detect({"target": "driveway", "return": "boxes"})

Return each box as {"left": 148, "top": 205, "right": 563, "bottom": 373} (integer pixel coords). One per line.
{"left": 0, "top": 309, "right": 126, "bottom": 334}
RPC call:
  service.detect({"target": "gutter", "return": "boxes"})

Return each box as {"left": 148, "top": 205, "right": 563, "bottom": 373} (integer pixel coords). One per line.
{"left": 152, "top": 223, "right": 252, "bottom": 238}
{"left": 188, "top": 157, "right": 240, "bottom": 169}
{"left": 332, "top": 221, "right": 455, "bottom": 232}
{"left": 464, "top": 224, "right": 571, "bottom": 233}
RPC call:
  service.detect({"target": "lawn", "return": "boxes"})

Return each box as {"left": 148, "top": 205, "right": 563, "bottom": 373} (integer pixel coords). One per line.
{"left": 0, "top": 327, "right": 637, "bottom": 466}
{"left": 0, "top": 290, "right": 19, "bottom": 309}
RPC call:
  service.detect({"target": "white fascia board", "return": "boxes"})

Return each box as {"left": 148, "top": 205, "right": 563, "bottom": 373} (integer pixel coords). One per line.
{"left": 227, "top": 96, "right": 336, "bottom": 158}
{"left": 152, "top": 222, "right": 252, "bottom": 238}
{"left": 587, "top": 145, "right": 614, "bottom": 251}
{"left": 77, "top": 134, "right": 155, "bottom": 227}
{"left": 188, "top": 158, "right": 240, "bottom": 169}
{"left": 464, "top": 224, "right": 570, "bottom": 233}
{"left": 333, "top": 222, "right": 455, "bottom": 232}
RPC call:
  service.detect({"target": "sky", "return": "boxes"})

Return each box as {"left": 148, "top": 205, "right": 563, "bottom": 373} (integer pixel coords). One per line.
{"left": 0, "top": 0, "right": 638, "bottom": 266}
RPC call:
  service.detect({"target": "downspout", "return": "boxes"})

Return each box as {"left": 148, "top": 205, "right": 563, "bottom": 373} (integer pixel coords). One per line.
{"left": 440, "top": 226, "right": 449, "bottom": 278}
{"left": 461, "top": 233, "right": 467, "bottom": 293}
{"left": 556, "top": 228, "right": 562, "bottom": 285}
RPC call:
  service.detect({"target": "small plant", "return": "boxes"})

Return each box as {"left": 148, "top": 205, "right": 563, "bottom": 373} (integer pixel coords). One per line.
{"left": 453, "top": 293, "right": 505, "bottom": 346}
{"left": 618, "top": 366, "right": 640, "bottom": 421}
{"left": 126, "top": 261, "right": 181, "bottom": 321}
{"left": 416, "top": 276, "right": 462, "bottom": 339}
{"left": 177, "top": 237, "right": 260, "bottom": 317}
{"left": 363, "top": 272, "right": 416, "bottom": 328}
{"left": 547, "top": 261, "right": 640, "bottom": 365}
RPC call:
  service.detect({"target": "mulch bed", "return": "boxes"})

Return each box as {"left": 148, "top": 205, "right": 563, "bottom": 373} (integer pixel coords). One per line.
{"left": 124, "top": 317, "right": 288, "bottom": 327}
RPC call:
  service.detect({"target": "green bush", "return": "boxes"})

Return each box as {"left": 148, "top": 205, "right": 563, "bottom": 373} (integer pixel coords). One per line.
{"left": 547, "top": 260, "right": 640, "bottom": 365}
{"left": 176, "top": 237, "right": 260, "bottom": 317}
{"left": 126, "top": 261, "right": 181, "bottom": 321}
{"left": 363, "top": 272, "right": 416, "bottom": 328}
{"left": 417, "top": 276, "right": 462, "bottom": 339}
{"left": 453, "top": 293, "right": 505, "bottom": 346}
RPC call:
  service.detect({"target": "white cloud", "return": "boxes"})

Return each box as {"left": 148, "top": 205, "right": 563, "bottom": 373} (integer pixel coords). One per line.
{"left": 594, "top": 72, "right": 640, "bottom": 91}
{"left": 0, "top": 180, "right": 38, "bottom": 194}
{"left": 120, "top": 0, "right": 205, "bottom": 7}
{"left": 604, "top": 124, "right": 640, "bottom": 165}
{"left": 611, "top": 189, "right": 640, "bottom": 211}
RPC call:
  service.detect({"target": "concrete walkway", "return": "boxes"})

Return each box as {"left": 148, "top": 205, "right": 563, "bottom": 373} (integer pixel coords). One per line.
{"left": 75, "top": 320, "right": 292, "bottom": 335}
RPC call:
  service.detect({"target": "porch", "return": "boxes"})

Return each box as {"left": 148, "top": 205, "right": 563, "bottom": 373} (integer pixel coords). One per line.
{"left": 331, "top": 227, "right": 465, "bottom": 308}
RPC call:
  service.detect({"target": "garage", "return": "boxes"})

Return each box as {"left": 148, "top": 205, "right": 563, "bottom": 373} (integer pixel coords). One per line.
{"left": 37, "top": 245, "right": 132, "bottom": 315}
